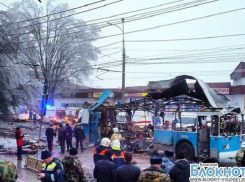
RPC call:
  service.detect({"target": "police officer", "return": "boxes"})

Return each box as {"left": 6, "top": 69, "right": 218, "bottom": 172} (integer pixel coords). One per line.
{"left": 236, "top": 142, "right": 245, "bottom": 167}
{"left": 38, "top": 150, "right": 64, "bottom": 182}
{"left": 138, "top": 156, "right": 170, "bottom": 182}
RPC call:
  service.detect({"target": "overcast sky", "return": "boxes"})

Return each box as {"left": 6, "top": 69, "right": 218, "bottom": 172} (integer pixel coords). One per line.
{"left": 3, "top": 0, "right": 245, "bottom": 88}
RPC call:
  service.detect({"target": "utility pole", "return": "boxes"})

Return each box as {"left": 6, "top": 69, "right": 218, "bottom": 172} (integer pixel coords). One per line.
{"left": 122, "top": 18, "right": 125, "bottom": 104}
{"left": 107, "top": 18, "right": 126, "bottom": 104}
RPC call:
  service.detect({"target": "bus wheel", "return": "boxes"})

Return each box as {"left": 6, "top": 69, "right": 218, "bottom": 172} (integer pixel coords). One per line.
{"left": 177, "top": 142, "right": 194, "bottom": 161}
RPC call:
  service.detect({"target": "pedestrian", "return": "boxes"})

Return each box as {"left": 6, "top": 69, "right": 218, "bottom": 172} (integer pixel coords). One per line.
{"left": 94, "top": 149, "right": 116, "bottom": 182}
{"left": 169, "top": 152, "right": 190, "bottom": 182}
{"left": 111, "top": 139, "right": 125, "bottom": 168}
{"left": 15, "top": 127, "right": 24, "bottom": 160}
{"left": 110, "top": 128, "right": 124, "bottom": 142}
{"left": 105, "top": 124, "right": 114, "bottom": 139}
{"left": 161, "top": 150, "right": 175, "bottom": 174}
{"left": 236, "top": 141, "right": 245, "bottom": 167}
{"left": 38, "top": 150, "right": 64, "bottom": 182}
{"left": 93, "top": 137, "right": 111, "bottom": 165}
{"left": 114, "top": 152, "right": 141, "bottom": 182}
{"left": 138, "top": 156, "right": 170, "bottom": 182}
{"left": 65, "top": 123, "right": 73, "bottom": 151}
{"left": 62, "top": 148, "right": 86, "bottom": 182}
{"left": 73, "top": 124, "right": 86, "bottom": 152}
{"left": 33, "top": 112, "right": 37, "bottom": 126}
{"left": 57, "top": 123, "right": 67, "bottom": 154}
{"left": 45, "top": 122, "right": 56, "bottom": 153}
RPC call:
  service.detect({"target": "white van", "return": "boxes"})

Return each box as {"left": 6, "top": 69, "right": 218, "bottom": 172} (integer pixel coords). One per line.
{"left": 43, "top": 106, "right": 66, "bottom": 124}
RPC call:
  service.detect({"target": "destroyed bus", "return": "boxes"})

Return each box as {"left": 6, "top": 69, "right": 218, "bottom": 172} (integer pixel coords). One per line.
{"left": 120, "top": 75, "right": 245, "bottom": 161}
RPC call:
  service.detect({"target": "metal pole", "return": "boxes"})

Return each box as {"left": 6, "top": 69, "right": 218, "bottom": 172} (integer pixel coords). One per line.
{"left": 122, "top": 18, "right": 125, "bottom": 104}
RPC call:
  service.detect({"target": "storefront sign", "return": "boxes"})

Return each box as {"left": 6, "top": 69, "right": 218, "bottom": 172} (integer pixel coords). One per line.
{"left": 212, "top": 88, "right": 229, "bottom": 95}
{"left": 93, "top": 92, "right": 103, "bottom": 98}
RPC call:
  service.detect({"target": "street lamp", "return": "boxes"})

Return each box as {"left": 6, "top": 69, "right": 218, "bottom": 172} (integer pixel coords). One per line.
{"left": 107, "top": 18, "right": 126, "bottom": 104}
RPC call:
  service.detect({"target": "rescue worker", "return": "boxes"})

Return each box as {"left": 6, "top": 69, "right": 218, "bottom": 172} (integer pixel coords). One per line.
{"left": 62, "top": 148, "right": 85, "bottom": 182}
{"left": 93, "top": 137, "right": 111, "bottom": 165}
{"left": 111, "top": 139, "right": 125, "bottom": 168}
{"left": 235, "top": 141, "right": 245, "bottom": 167}
{"left": 73, "top": 124, "right": 86, "bottom": 152}
{"left": 15, "top": 127, "right": 24, "bottom": 160}
{"left": 38, "top": 150, "right": 64, "bottom": 182}
{"left": 45, "top": 122, "right": 56, "bottom": 153}
{"left": 111, "top": 128, "right": 124, "bottom": 142}
{"left": 94, "top": 150, "right": 116, "bottom": 182}
{"left": 138, "top": 156, "right": 170, "bottom": 182}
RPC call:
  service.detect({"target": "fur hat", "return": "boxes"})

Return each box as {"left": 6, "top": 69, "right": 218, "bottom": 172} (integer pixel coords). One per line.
{"left": 150, "top": 156, "right": 162, "bottom": 164}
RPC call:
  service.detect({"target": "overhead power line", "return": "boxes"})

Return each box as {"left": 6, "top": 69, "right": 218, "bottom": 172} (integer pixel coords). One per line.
{"left": 16, "top": 5, "right": 245, "bottom": 48}
{"left": 7, "top": 0, "right": 216, "bottom": 38}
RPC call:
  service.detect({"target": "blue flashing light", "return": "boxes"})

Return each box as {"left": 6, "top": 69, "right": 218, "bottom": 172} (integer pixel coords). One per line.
{"left": 46, "top": 104, "right": 51, "bottom": 108}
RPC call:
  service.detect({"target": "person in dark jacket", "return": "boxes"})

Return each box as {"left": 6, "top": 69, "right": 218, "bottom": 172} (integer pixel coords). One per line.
{"left": 170, "top": 152, "right": 190, "bottom": 182}
{"left": 38, "top": 150, "right": 64, "bottom": 182}
{"left": 161, "top": 150, "right": 175, "bottom": 174}
{"left": 114, "top": 152, "right": 141, "bottom": 182}
{"left": 139, "top": 156, "right": 170, "bottom": 182}
{"left": 15, "top": 127, "right": 24, "bottom": 160}
{"left": 65, "top": 123, "right": 73, "bottom": 151}
{"left": 45, "top": 123, "right": 56, "bottom": 153}
{"left": 74, "top": 124, "right": 86, "bottom": 152}
{"left": 57, "top": 123, "right": 67, "bottom": 154}
{"left": 94, "top": 150, "right": 116, "bottom": 182}
{"left": 93, "top": 137, "right": 111, "bottom": 165}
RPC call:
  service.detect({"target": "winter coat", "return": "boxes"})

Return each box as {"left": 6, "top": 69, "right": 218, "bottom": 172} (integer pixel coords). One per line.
{"left": 114, "top": 162, "right": 141, "bottom": 182}
{"left": 169, "top": 159, "right": 190, "bottom": 182}
{"left": 41, "top": 157, "right": 64, "bottom": 182}
{"left": 138, "top": 166, "right": 170, "bottom": 182}
{"left": 74, "top": 127, "right": 86, "bottom": 140}
{"left": 161, "top": 156, "right": 175, "bottom": 174}
{"left": 111, "top": 150, "right": 125, "bottom": 169}
{"left": 93, "top": 145, "right": 109, "bottom": 165}
{"left": 45, "top": 127, "right": 56, "bottom": 141}
{"left": 15, "top": 129, "right": 24, "bottom": 146}
{"left": 58, "top": 127, "right": 67, "bottom": 142}
{"left": 65, "top": 126, "right": 73, "bottom": 140}
{"left": 94, "top": 158, "right": 116, "bottom": 182}
{"left": 62, "top": 155, "right": 85, "bottom": 182}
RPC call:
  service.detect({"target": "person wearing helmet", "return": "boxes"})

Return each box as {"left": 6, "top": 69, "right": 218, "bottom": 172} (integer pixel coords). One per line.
{"left": 111, "top": 139, "right": 125, "bottom": 168}
{"left": 93, "top": 138, "right": 111, "bottom": 165}
{"left": 110, "top": 128, "right": 125, "bottom": 142}
{"left": 235, "top": 142, "right": 245, "bottom": 167}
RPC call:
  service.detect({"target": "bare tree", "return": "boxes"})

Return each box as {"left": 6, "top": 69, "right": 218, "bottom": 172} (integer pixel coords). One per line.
{"left": 10, "top": 0, "right": 100, "bottom": 104}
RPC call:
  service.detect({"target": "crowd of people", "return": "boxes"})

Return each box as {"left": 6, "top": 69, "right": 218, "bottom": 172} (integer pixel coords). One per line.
{"left": 44, "top": 122, "right": 86, "bottom": 155}
{"left": 35, "top": 135, "right": 194, "bottom": 182}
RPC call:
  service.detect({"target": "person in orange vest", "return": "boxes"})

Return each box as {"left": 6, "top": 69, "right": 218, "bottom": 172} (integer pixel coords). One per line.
{"left": 93, "top": 137, "right": 111, "bottom": 165}
{"left": 111, "top": 139, "right": 125, "bottom": 168}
